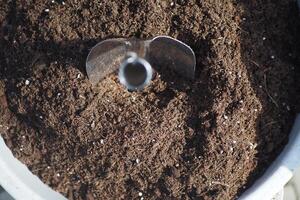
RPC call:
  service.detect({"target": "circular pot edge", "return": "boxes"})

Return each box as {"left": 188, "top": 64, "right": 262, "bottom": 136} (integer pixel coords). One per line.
{"left": 239, "top": 114, "right": 300, "bottom": 200}
{"left": 0, "top": 137, "right": 66, "bottom": 200}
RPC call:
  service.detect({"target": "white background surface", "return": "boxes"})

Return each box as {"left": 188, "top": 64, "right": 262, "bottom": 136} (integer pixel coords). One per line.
{"left": 284, "top": 167, "right": 300, "bottom": 200}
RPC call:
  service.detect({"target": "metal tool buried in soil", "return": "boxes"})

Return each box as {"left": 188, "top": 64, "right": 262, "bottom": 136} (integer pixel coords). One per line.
{"left": 86, "top": 36, "right": 196, "bottom": 90}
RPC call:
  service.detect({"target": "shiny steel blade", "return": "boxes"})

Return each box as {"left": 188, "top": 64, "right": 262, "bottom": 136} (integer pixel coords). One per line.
{"left": 148, "top": 36, "right": 196, "bottom": 79}
{"left": 86, "top": 38, "right": 128, "bottom": 85}
{"left": 86, "top": 36, "right": 196, "bottom": 87}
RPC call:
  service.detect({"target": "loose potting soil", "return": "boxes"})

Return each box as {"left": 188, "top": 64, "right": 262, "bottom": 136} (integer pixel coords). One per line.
{"left": 0, "top": 0, "right": 300, "bottom": 199}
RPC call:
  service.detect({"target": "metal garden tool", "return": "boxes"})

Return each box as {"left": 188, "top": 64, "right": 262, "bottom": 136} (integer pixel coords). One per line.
{"left": 86, "top": 36, "right": 196, "bottom": 90}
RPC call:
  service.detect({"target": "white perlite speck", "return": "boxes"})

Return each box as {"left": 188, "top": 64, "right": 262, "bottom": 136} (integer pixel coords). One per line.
{"left": 136, "top": 158, "right": 140, "bottom": 164}
{"left": 25, "top": 80, "right": 30, "bottom": 85}
{"left": 224, "top": 115, "right": 228, "bottom": 120}
{"left": 249, "top": 142, "right": 257, "bottom": 149}
{"left": 45, "top": 9, "right": 50, "bottom": 12}
{"left": 100, "top": 139, "right": 104, "bottom": 144}
{"left": 91, "top": 121, "right": 95, "bottom": 128}
{"left": 271, "top": 55, "right": 275, "bottom": 59}
{"left": 138, "top": 192, "right": 143, "bottom": 196}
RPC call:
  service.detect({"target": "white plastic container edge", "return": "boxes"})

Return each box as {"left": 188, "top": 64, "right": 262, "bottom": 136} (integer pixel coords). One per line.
{"left": 239, "top": 114, "right": 300, "bottom": 200}
{"left": 0, "top": 137, "right": 67, "bottom": 200}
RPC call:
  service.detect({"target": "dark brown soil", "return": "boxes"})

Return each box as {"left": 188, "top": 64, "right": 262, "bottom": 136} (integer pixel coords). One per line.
{"left": 0, "top": 0, "right": 300, "bottom": 199}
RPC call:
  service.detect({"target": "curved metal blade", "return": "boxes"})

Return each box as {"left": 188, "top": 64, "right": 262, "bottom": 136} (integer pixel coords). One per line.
{"left": 148, "top": 36, "right": 196, "bottom": 79}
{"left": 86, "top": 38, "right": 128, "bottom": 85}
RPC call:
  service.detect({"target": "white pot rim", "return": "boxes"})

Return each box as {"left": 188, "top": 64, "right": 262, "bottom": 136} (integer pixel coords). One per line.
{"left": 239, "top": 114, "right": 300, "bottom": 200}
{"left": 0, "top": 138, "right": 66, "bottom": 200}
